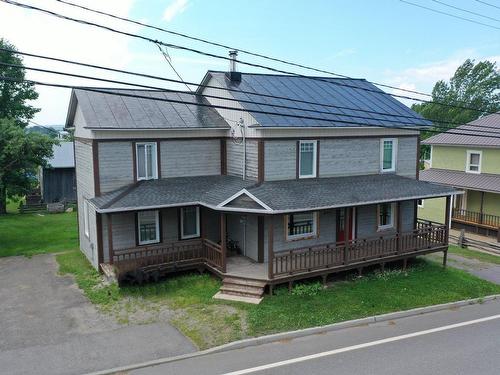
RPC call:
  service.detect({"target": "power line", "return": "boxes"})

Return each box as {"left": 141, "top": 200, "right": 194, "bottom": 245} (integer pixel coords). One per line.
{"left": 3, "top": 75, "right": 500, "bottom": 140}
{"left": 3, "top": 0, "right": 497, "bottom": 117}
{"left": 4, "top": 60, "right": 500, "bottom": 136}
{"left": 475, "top": 0, "right": 500, "bottom": 11}
{"left": 54, "top": 0, "right": 435, "bottom": 99}
{"left": 155, "top": 43, "right": 193, "bottom": 92}
{"left": 400, "top": 0, "right": 500, "bottom": 30}
{"left": 431, "top": 0, "right": 500, "bottom": 23}
{"left": 2, "top": 47, "right": 498, "bottom": 134}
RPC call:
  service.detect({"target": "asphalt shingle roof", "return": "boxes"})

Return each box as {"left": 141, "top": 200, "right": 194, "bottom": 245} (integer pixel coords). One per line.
{"left": 207, "top": 72, "right": 431, "bottom": 128}
{"left": 420, "top": 168, "right": 500, "bottom": 194}
{"left": 422, "top": 112, "right": 500, "bottom": 148}
{"left": 73, "top": 89, "right": 230, "bottom": 130}
{"left": 91, "top": 174, "right": 456, "bottom": 214}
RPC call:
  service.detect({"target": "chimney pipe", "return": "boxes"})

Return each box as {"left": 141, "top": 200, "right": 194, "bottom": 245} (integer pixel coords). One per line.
{"left": 227, "top": 50, "right": 241, "bottom": 82}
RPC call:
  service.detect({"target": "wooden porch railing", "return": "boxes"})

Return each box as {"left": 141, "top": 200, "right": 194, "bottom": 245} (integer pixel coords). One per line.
{"left": 271, "top": 223, "right": 448, "bottom": 278}
{"left": 113, "top": 238, "right": 224, "bottom": 274}
{"left": 452, "top": 208, "right": 500, "bottom": 229}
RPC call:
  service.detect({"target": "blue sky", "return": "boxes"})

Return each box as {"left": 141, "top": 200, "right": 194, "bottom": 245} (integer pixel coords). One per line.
{"left": 0, "top": 0, "right": 498, "bottom": 124}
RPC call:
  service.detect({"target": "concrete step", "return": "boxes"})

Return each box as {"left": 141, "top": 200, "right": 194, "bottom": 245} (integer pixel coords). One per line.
{"left": 213, "top": 291, "right": 263, "bottom": 305}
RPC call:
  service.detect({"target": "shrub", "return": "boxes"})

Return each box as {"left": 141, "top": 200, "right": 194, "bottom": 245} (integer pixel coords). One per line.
{"left": 291, "top": 281, "right": 323, "bottom": 297}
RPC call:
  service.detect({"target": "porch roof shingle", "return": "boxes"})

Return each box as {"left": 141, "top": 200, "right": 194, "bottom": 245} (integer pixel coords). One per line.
{"left": 90, "top": 174, "right": 457, "bottom": 214}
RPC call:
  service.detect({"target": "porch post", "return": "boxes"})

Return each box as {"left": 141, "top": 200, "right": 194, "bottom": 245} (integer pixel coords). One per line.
{"left": 479, "top": 191, "right": 485, "bottom": 225}
{"left": 396, "top": 201, "right": 402, "bottom": 254}
{"left": 443, "top": 195, "right": 451, "bottom": 267}
{"left": 107, "top": 213, "right": 114, "bottom": 264}
{"left": 343, "top": 208, "right": 350, "bottom": 265}
{"left": 220, "top": 212, "right": 227, "bottom": 273}
{"left": 268, "top": 218, "right": 274, "bottom": 279}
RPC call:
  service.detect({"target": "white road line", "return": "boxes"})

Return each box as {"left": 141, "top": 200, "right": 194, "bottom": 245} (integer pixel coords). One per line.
{"left": 222, "top": 314, "right": 500, "bottom": 375}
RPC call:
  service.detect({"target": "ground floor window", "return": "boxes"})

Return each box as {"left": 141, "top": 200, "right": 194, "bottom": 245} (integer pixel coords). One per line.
{"left": 181, "top": 206, "right": 200, "bottom": 239}
{"left": 137, "top": 210, "right": 160, "bottom": 245}
{"left": 286, "top": 212, "right": 317, "bottom": 240}
{"left": 377, "top": 203, "right": 395, "bottom": 230}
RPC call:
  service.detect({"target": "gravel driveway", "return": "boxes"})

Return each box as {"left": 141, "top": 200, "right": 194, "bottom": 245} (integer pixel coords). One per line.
{"left": 0, "top": 254, "right": 195, "bottom": 375}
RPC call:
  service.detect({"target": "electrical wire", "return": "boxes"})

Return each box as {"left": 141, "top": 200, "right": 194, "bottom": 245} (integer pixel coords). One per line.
{"left": 475, "top": 0, "right": 500, "bottom": 11}
{"left": 2, "top": 0, "right": 498, "bottom": 116}
{"left": 431, "top": 0, "right": 500, "bottom": 23}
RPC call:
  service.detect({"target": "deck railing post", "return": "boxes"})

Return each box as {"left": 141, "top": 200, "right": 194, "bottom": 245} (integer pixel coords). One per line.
{"left": 396, "top": 201, "right": 402, "bottom": 254}
{"left": 268, "top": 219, "right": 274, "bottom": 279}
{"left": 107, "top": 213, "right": 114, "bottom": 264}
{"left": 220, "top": 212, "right": 227, "bottom": 273}
{"left": 445, "top": 195, "right": 451, "bottom": 246}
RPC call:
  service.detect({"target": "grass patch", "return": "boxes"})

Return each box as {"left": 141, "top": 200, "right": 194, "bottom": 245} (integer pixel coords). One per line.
{"left": 0, "top": 211, "right": 78, "bottom": 257}
{"left": 56, "top": 251, "right": 500, "bottom": 350}
{"left": 448, "top": 245, "right": 500, "bottom": 265}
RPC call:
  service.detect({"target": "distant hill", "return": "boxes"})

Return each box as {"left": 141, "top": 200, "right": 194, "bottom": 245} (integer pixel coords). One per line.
{"left": 26, "top": 125, "right": 64, "bottom": 138}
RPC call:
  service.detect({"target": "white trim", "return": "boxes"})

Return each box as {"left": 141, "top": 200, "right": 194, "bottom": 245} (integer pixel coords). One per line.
{"left": 380, "top": 138, "right": 398, "bottom": 173}
{"left": 417, "top": 199, "right": 424, "bottom": 208}
{"left": 180, "top": 206, "right": 201, "bottom": 240}
{"left": 285, "top": 212, "right": 318, "bottom": 241}
{"left": 94, "top": 192, "right": 462, "bottom": 215}
{"left": 377, "top": 202, "right": 395, "bottom": 231}
{"left": 465, "top": 150, "right": 482, "bottom": 174}
{"left": 135, "top": 142, "right": 158, "bottom": 181}
{"left": 429, "top": 145, "right": 433, "bottom": 168}
{"left": 83, "top": 199, "right": 90, "bottom": 238}
{"left": 217, "top": 189, "right": 273, "bottom": 211}
{"left": 298, "top": 140, "right": 317, "bottom": 179}
{"left": 137, "top": 210, "right": 160, "bottom": 245}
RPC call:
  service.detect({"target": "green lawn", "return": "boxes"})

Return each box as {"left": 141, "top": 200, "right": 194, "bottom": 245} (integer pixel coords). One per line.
{"left": 56, "top": 250, "right": 500, "bottom": 349}
{"left": 448, "top": 245, "right": 500, "bottom": 265}
{"left": 0, "top": 209, "right": 78, "bottom": 257}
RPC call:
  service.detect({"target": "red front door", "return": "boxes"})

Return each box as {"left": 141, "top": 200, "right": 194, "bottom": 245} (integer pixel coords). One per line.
{"left": 336, "top": 208, "right": 353, "bottom": 242}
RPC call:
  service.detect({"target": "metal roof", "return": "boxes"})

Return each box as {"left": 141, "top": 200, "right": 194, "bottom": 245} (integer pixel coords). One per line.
{"left": 90, "top": 174, "right": 457, "bottom": 214}
{"left": 420, "top": 168, "right": 500, "bottom": 194}
{"left": 46, "top": 141, "right": 74, "bottom": 168}
{"left": 206, "top": 72, "right": 431, "bottom": 128}
{"left": 422, "top": 112, "right": 500, "bottom": 148}
{"left": 70, "top": 88, "right": 230, "bottom": 130}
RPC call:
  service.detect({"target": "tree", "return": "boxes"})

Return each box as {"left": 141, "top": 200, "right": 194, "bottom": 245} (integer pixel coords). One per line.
{"left": 0, "top": 38, "right": 40, "bottom": 127}
{"left": 412, "top": 59, "right": 500, "bottom": 136}
{"left": 0, "top": 118, "right": 57, "bottom": 214}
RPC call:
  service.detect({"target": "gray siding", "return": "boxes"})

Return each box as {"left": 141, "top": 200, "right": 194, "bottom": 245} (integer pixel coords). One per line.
{"left": 74, "top": 140, "right": 98, "bottom": 268}
{"left": 356, "top": 201, "right": 415, "bottom": 238}
{"left": 264, "top": 141, "right": 296, "bottom": 181}
{"left": 227, "top": 139, "right": 258, "bottom": 180}
{"left": 98, "top": 141, "right": 134, "bottom": 193}
{"left": 263, "top": 210, "right": 337, "bottom": 261}
{"left": 264, "top": 137, "right": 418, "bottom": 181}
{"left": 161, "top": 140, "right": 221, "bottom": 178}
{"left": 227, "top": 214, "right": 259, "bottom": 260}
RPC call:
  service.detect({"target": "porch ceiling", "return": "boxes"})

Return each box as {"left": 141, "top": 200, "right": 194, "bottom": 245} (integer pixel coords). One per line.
{"left": 90, "top": 174, "right": 458, "bottom": 214}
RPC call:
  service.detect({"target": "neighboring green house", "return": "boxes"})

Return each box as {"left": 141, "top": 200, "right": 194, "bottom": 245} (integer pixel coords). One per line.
{"left": 419, "top": 112, "right": 500, "bottom": 237}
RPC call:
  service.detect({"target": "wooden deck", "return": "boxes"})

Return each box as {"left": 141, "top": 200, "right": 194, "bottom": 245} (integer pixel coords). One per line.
{"left": 452, "top": 208, "right": 500, "bottom": 230}
{"left": 107, "top": 221, "right": 449, "bottom": 286}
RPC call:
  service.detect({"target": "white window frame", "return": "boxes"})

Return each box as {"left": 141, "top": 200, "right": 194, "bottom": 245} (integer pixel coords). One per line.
{"left": 298, "top": 140, "right": 317, "bottom": 179}
{"left": 180, "top": 206, "right": 200, "bottom": 240}
{"left": 380, "top": 138, "right": 398, "bottom": 173}
{"left": 136, "top": 142, "right": 158, "bottom": 181}
{"left": 417, "top": 199, "right": 424, "bottom": 208}
{"left": 377, "top": 203, "right": 395, "bottom": 231}
{"left": 285, "top": 212, "right": 318, "bottom": 241}
{"left": 137, "top": 210, "right": 160, "bottom": 245}
{"left": 465, "top": 150, "right": 482, "bottom": 174}
{"left": 83, "top": 200, "right": 90, "bottom": 238}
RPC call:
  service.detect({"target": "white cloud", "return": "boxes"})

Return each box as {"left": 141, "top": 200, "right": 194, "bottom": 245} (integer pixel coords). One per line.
{"left": 0, "top": 0, "right": 139, "bottom": 124}
{"left": 163, "top": 0, "right": 189, "bottom": 22}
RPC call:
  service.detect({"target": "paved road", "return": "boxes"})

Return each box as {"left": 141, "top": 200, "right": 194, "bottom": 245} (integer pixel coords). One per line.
{"left": 128, "top": 298, "right": 500, "bottom": 375}
{"left": 0, "top": 255, "right": 195, "bottom": 375}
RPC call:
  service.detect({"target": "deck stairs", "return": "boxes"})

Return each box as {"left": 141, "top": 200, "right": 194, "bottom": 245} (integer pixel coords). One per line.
{"left": 213, "top": 276, "right": 266, "bottom": 304}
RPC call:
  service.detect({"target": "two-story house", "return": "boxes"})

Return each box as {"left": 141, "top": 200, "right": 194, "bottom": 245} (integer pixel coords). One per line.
{"left": 67, "top": 60, "right": 456, "bottom": 302}
{"left": 419, "top": 113, "right": 500, "bottom": 238}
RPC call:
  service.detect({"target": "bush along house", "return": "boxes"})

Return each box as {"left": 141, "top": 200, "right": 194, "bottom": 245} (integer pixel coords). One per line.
{"left": 66, "top": 54, "right": 457, "bottom": 303}
{"left": 419, "top": 112, "right": 500, "bottom": 239}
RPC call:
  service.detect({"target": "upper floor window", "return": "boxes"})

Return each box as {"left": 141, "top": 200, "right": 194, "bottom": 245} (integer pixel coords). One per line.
{"left": 380, "top": 138, "right": 397, "bottom": 172}
{"left": 466, "top": 150, "right": 481, "bottom": 174}
{"left": 286, "top": 212, "right": 317, "bottom": 240}
{"left": 180, "top": 206, "right": 200, "bottom": 239}
{"left": 377, "top": 203, "right": 395, "bottom": 230}
{"left": 136, "top": 142, "right": 158, "bottom": 180}
{"left": 299, "top": 140, "right": 317, "bottom": 178}
{"left": 137, "top": 210, "right": 160, "bottom": 245}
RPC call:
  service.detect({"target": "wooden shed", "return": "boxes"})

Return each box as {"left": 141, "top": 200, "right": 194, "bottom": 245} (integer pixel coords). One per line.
{"left": 39, "top": 141, "right": 76, "bottom": 203}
